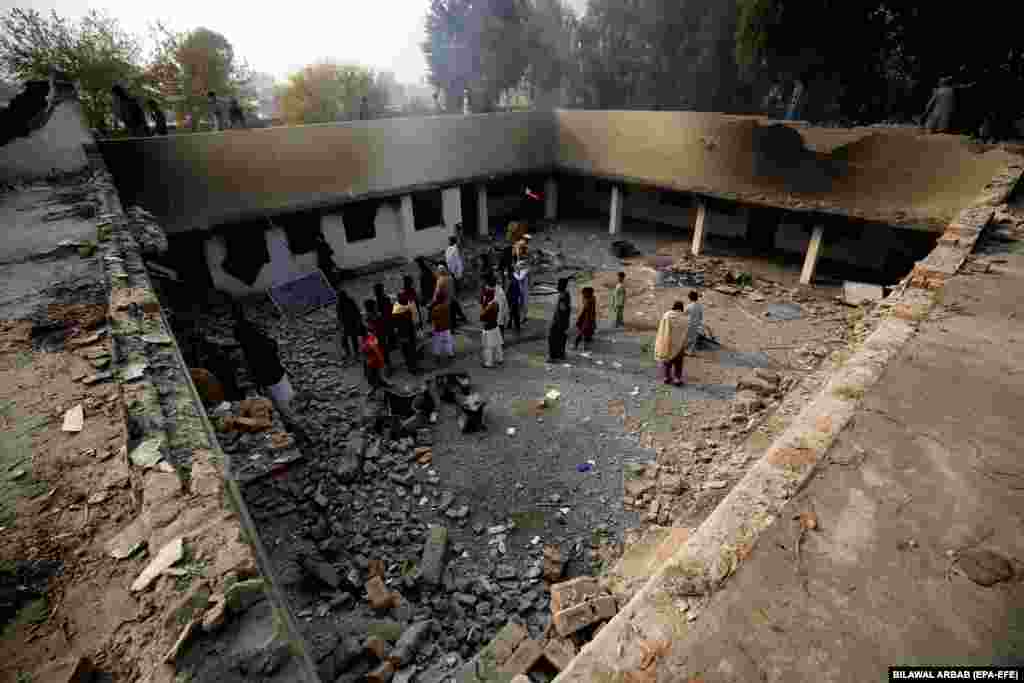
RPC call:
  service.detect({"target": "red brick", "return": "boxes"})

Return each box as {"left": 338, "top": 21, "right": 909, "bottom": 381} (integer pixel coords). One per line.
{"left": 553, "top": 602, "right": 598, "bottom": 637}
{"left": 485, "top": 621, "right": 529, "bottom": 666}
{"left": 593, "top": 595, "right": 618, "bottom": 621}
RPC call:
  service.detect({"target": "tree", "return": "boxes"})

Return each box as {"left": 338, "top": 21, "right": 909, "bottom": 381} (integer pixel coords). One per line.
{"left": 0, "top": 8, "right": 147, "bottom": 130}
{"left": 276, "top": 61, "right": 379, "bottom": 125}
{"left": 422, "top": 0, "right": 532, "bottom": 112}
{"left": 523, "top": 0, "right": 577, "bottom": 106}
{"left": 150, "top": 25, "right": 251, "bottom": 130}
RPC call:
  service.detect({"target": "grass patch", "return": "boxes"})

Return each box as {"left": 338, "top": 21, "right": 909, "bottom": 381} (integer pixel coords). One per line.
{"left": 510, "top": 510, "right": 545, "bottom": 530}
{"left": 173, "top": 546, "right": 208, "bottom": 592}
{"left": 623, "top": 463, "right": 645, "bottom": 481}
{"left": 591, "top": 527, "right": 612, "bottom": 547}
{"left": 17, "top": 672, "right": 33, "bottom": 683}
{"left": 832, "top": 384, "right": 866, "bottom": 401}
{"left": 2, "top": 596, "right": 49, "bottom": 640}
{"left": 0, "top": 401, "right": 52, "bottom": 525}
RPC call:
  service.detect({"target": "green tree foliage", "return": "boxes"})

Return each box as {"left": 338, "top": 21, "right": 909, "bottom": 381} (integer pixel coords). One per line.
{"left": 422, "top": 0, "right": 532, "bottom": 112}
{"left": 276, "top": 61, "right": 385, "bottom": 125}
{"left": 150, "top": 25, "right": 252, "bottom": 130}
{"left": 0, "top": 8, "right": 147, "bottom": 130}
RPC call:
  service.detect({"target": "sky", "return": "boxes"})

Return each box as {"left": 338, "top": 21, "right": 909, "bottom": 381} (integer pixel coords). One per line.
{"left": 6, "top": 0, "right": 590, "bottom": 86}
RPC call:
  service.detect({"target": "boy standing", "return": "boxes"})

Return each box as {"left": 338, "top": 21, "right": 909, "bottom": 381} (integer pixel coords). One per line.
{"left": 610, "top": 271, "right": 626, "bottom": 328}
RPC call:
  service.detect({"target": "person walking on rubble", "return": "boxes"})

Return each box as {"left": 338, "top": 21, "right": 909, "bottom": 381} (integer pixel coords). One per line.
{"left": 480, "top": 274, "right": 504, "bottom": 367}
{"left": 359, "top": 309, "right": 388, "bottom": 390}
{"left": 513, "top": 260, "right": 530, "bottom": 323}
{"left": 575, "top": 286, "right": 597, "bottom": 351}
{"left": 654, "top": 301, "right": 687, "bottom": 386}
{"left": 610, "top": 271, "right": 627, "bottom": 328}
{"left": 364, "top": 298, "right": 393, "bottom": 374}
{"left": 392, "top": 290, "right": 420, "bottom": 374}
{"left": 336, "top": 288, "right": 364, "bottom": 363}
{"left": 373, "top": 282, "right": 397, "bottom": 362}
{"left": 400, "top": 274, "right": 423, "bottom": 331}
{"left": 504, "top": 263, "right": 522, "bottom": 334}
{"left": 684, "top": 289, "right": 704, "bottom": 354}
{"left": 232, "top": 306, "right": 299, "bottom": 426}
{"left": 547, "top": 277, "right": 572, "bottom": 362}
{"left": 921, "top": 75, "right": 975, "bottom": 134}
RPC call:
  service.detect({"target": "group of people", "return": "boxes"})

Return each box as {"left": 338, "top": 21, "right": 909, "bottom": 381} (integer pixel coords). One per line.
{"left": 654, "top": 290, "right": 704, "bottom": 386}
{"left": 109, "top": 86, "right": 247, "bottom": 136}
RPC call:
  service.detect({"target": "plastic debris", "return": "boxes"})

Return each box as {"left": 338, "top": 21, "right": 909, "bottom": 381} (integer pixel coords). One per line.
{"left": 630, "top": 387, "right": 640, "bottom": 396}
{"left": 506, "top": 427, "right": 517, "bottom": 436}
{"left": 576, "top": 463, "right": 593, "bottom": 473}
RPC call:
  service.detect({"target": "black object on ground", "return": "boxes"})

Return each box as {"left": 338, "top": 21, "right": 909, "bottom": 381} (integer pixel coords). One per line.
{"left": 764, "top": 303, "right": 803, "bottom": 321}
{"left": 610, "top": 240, "right": 642, "bottom": 258}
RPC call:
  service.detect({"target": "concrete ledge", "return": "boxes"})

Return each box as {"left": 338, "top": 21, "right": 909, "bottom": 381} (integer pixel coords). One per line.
{"left": 553, "top": 161, "right": 1023, "bottom": 682}
{"left": 94, "top": 173, "right": 321, "bottom": 683}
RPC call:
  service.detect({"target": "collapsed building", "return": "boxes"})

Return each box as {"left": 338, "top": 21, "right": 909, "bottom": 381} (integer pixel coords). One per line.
{"left": 3, "top": 77, "right": 1021, "bottom": 683}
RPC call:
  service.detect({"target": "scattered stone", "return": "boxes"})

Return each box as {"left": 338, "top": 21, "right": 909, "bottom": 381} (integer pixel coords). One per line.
{"left": 446, "top": 505, "right": 470, "bottom": 520}
{"left": 164, "top": 619, "right": 199, "bottom": 664}
{"left": 225, "top": 578, "right": 267, "bottom": 613}
{"left": 704, "top": 480, "right": 729, "bottom": 490}
{"left": 542, "top": 637, "right": 578, "bottom": 671}
{"left": 334, "top": 636, "right": 364, "bottom": 673}
{"left": 657, "top": 474, "right": 685, "bottom": 495}
{"left": 737, "top": 374, "right": 777, "bottom": 397}
{"left": 500, "top": 638, "right": 545, "bottom": 676}
{"left": 302, "top": 555, "right": 341, "bottom": 589}
{"left": 550, "top": 577, "right": 600, "bottom": 613}
{"left": 202, "top": 593, "right": 228, "bottom": 632}
{"left": 131, "top": 536, "right": 184, "bottom": 592}
{"left": 958, "top": 549, "right": 1014, "bottom": 586}
{"left": 388, "top": 620, "right": 433, "bottom": 668}
{"left": 495, "top": 564, "right": 517, "bottom": 581}
{"left": 420, "top": 525, "right": 448, "bottom": 585}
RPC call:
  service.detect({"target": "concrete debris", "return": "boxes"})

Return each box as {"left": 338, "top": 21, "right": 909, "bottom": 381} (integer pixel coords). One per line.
{"left": 388, "top": 620, "right": 433, "bottom": 667}
{"left": 550, "top": 576, "right": 618, "bottom": 636}
{"left": 163, "top": 619, "right": 200, "bottom": 664}
{"left": 843, "top": 281, "right": 885, "bottom": 306}
{"left": 542, "top": 637, "right": 578, "bottom": 671}
{"left": 61, "top": 404, "right": 84, "bottom": 432}
{"left": 131, "top": 536, "right": 184, "bottom": 592}
{"left": 420, "top": 525, "right": 448, "bottom": 585}
{"left": 957, "top": 549, "right": 1014, "bottom": 586}
{"left": 737, "top": 373, "right": 779, "bottom": 397}
{"left": 225, "top": 578, "right": 266, "bottom": 613}
{"left": 366, "top": 635, "right": 390, "bottom": 659}
{"left": 368, "top": 661, "right": 397, "bottom": 682}
{"left": 542, "top": 544, "right": 564, "bottom": 582}
{"left": 202, "top": 593, "right": 228, "bottom": 632}
{"left": 128, "top": 437, "right": 164, "bottom": 468}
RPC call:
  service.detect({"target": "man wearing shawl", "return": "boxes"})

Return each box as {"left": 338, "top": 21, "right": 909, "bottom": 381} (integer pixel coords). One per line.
{"left": 654, "top": 301, "right": 688, "bottom": 385}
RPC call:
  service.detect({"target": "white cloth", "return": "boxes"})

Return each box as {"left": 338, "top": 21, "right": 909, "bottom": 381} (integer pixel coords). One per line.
{"left": 432, "top": 329, "right": 454, "bottom": 357}
{"left": 513, "top": 265, "right": 529, "bottom": 317}
{"left": 445, "top": 246, "right": 464, "bottom": 279}
{"left": 494, "top": 286, "right": 509, "bottom": 328}
{"left": 481, "top": 327, "right": 504, "bottom": 366}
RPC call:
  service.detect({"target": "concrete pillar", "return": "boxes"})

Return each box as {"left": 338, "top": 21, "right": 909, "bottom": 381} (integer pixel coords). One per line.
{"left": 691, "top": 199, "right": 707, "bottom": 255}
{"left": 400, "top": 194, "right": 415, "bottom": 243}
{"left": 476, "top": 183, "right": 489, "bottom": 238}
{"left": 800, "top": 224, "right": 825, "bottom": 285}
{"left": 544, "top": 177, "right": 558, "bottom": 220}
{"left": 608, "top": 185, "right": 623, "bottom": 235}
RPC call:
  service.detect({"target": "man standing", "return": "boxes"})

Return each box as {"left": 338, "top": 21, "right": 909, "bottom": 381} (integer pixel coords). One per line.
{"left": 228, "top": 97, "right": 246, "bottom": 129}
{"left": 922, "top": 76, "right": 974, "bottom": 134}
{"left": 684, "top": 290, "right": 704, "bottom": 354}
{"left": 444, "top": 238, "right": 469, "bottom": 329}
{"left": 654, "top": 302, "right": 687, "bottom": 386}
{"left": 207, "top": 91, "right": 225, "bottom": 131}
{"left": 111, "top": 86, "right": 150, "bottom": 137}
{"left": 359, "top": 95, "right": 371, "bottom": 121}
{"left": 610, "top": 271, "right": 627, "bottom": 328}
{"left": 336, "top": 288, "right": 364, "bottom": 363}
{"left": 233, "top": 308, "right": 298, "bottom": 427}
{"left": 147, "top": 100, "right": 168, "bottom": 135}
{"left": 547, "top": 277, "right": 571, "bottom": 362}
{"left": 480, "top": 275, "right": 503, "bottom": 367}
{"left": 513, "top": 261, "right": 530, "bottom": 323}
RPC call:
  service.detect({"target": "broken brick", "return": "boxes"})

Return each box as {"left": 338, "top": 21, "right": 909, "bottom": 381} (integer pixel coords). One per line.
{"left": 368, "top": 558, "right": 386, "bottom": 579}
{"left": 593, "top": 595, "right": 618, "bottom": 620}
{"left": 542, "top": 544, "right": 563, "bottom": 582}
{"left": 550, "top": 576, "right": 600, "bottom": 613}
{"left": 420, "top": 525, "right": 448, "bottom": 585}
{"left": 553, "top": 602, "right": 597, "bottom": 637}
{"left": 542, "top": 637, "right": 577, "bottom": 671}
{"left": 366, "top": 576, "right": 399, "bottom": 610}
{"left": 485, "top": 621, "right": 529, "bottom": 667}
{"left": 499, "top": 638, "right": 545, "bottom": 676}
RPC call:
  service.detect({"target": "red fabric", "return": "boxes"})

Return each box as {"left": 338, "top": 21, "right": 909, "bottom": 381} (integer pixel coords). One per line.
{"left": 480, "top": 286, "right": 495, "bottom": 307}
{"left": 361, "top": 333, "right": 385, "bottom": 369}
{"left": 367, "top": 317, "right": 388, "bottom": 340}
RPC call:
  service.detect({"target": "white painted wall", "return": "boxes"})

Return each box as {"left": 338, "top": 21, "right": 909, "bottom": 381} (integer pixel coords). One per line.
{"left": 206, "top": 226, "right": 318, "bottom": 297}
{"left": 402, "top": 187, "right": 461, "bottom": 258}
{"left": 322, "top": 201, "right": 406, "bottom": 270}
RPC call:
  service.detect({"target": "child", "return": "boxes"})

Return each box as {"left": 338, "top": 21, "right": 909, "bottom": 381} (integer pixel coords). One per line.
{"left": 360, "top": 299, "right": 387, "bottom": 389}
{"left": 480, "top": 275, "right": 504, "bottom": 367}
{"left": 684, "top": 290, "right": 704, "bottom": 354}
{"left": 575, "top": 286, "right": 597, "bottom": 350}
{"left": 610, "top": 271, "right": 626, "bottom": 328}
